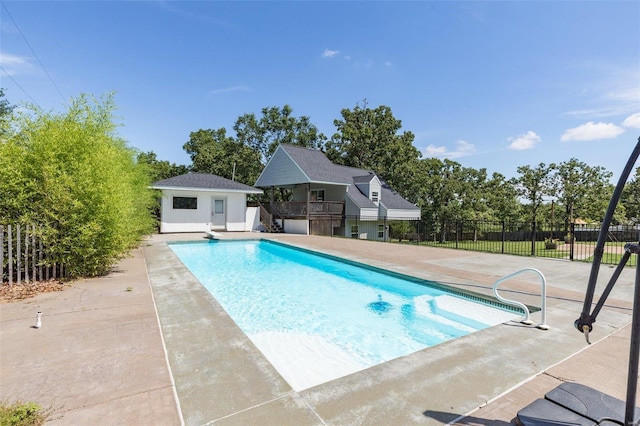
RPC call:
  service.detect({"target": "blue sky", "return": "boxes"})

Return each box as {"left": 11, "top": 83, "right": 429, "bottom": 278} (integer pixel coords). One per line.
{"left": 1, "top": 1, "right": 639, "bottom": 181}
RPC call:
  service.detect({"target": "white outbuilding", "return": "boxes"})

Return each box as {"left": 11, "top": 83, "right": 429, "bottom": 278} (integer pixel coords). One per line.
{"left": 151, "top": 172, "right": 263, "bottom": 233}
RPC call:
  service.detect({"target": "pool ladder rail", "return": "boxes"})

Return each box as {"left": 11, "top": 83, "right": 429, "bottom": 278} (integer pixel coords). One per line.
{"left": 492, "top": 268, "right": 549, "bottom": 330}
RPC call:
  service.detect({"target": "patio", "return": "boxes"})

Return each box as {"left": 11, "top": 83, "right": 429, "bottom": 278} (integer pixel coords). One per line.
{"left": 0, "top": 232, "right": 636, "bottom": 424}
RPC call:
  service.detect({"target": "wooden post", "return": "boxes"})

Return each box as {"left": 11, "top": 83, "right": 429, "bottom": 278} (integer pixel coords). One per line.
{"left": 269, "top": 187, "right": 274, "bottom": 233}
{"left": 0, "top": 225, "right": 3, "bottom": 283}
{"left": 8, "top": 225, "right": 12, "bottom": 286}
{"left": 31, "top": 226, "right": 36, "bottom": 282}
{"left": 38, "top": 226, "right": 43, "bottom": 281}
{"left": 24, "top": 224, "right": 29, "bottom": 284}
{"left": 16, "top": 225, "right": 20, "bottom": 285}
{"left": 306, "top": 183, "right": 311, "bottom": 235}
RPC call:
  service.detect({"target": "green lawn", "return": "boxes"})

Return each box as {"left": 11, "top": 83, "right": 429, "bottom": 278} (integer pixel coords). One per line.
{"left": 392, "top": 239, "right": 636, "bottom": 267}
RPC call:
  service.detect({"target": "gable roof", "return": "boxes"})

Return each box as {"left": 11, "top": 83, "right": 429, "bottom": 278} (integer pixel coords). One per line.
{"left": 152, "top": 172, "right": 263, "bottom": 194}
{"left": 256, "top": 144, "right": 418, "bottom": 211}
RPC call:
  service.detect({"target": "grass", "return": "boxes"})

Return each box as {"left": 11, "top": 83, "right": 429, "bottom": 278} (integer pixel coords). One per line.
{"left": 0, "top": 401, "right": 49, "bottom": 426}
{"left": 392, "top": 239, "right": 636, "bottom": 266}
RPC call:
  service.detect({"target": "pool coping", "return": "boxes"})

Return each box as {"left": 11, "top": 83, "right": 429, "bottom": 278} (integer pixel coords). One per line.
{"left": 145, "top": 233, "right": 635, "bottom": 425}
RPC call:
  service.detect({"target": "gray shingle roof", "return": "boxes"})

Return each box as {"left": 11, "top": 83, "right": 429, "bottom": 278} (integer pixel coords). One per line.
{"left": 277, "top": 145, "right": 418, "bottom": 211}
{"left": 379, "top": 181, "right": 419, "bottom": 210}
{"left": 152, "top": 172, "right": 262, "bottom": 193}
{"left": 353, "top": 174, "right": 377, "bottom": 183}
{"left": 280, "top": 144, "right": 344, "bottom": 183}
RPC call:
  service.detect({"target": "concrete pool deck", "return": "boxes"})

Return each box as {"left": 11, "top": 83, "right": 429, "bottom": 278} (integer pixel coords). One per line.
{"left": 1, "top": 232, "right": 637, "bottom": 424}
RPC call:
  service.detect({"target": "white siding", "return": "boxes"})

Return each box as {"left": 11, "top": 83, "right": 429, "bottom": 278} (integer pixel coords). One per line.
{"left": 255, "top": 148, "right": 308, "bottom": 187}
{"left": 245, "top": 206, "right": 260, "bottom": 231}
{"left": 283, "top": 219, "right": 308, "bottom": 234}
{"left": 225, "top": 192, "right": 249, "bottom": 231}
{"left": 344, "top": 218, "right": 386, "bottom": 240}
{"left": 159, "top": 189, "right": 249, "bottom": 233}
{"left": 291, "top": 184, "right": 346, "bottom": 202}
{"left": 380, "top": 205, "right": 421, "bottom": 220}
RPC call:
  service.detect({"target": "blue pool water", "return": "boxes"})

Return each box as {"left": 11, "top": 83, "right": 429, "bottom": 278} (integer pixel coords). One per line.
{"left": 169, "top": 239, "right": 519, "bottom": 390}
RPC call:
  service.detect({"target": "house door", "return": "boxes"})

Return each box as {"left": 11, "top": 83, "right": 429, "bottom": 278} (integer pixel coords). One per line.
{"left": 211, "top": 198, "right": 226, "bottom": 230}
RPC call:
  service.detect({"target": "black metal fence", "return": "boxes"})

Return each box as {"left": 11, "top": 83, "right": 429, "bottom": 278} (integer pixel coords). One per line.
{"left": 336, "top": 217, "right": 639, "bottom": 267}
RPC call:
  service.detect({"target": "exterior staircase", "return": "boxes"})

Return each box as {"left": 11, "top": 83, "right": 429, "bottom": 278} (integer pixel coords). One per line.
{"left": 258, "top": 202, "right": 284, "bottom": 233}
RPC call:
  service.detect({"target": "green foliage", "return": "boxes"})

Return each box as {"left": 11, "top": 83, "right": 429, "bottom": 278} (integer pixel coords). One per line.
{"left": 183, "top": 128, "right": 262, "bottom": 185}
{"left": 175, "top": 100, "right": 634, "bottom": 226}
{"left": 622, "top": 167, "right": 640, "bottom": 224}
{"left": 233, "top": 105, "right": 326, "bottom": 164}
{"left": 388, "top": 221, "right": 412, "bottom": 241}
{"left": 551, "top": 158, "right": 616, "bottom": 227}
{"left": 0, "top": 93, "right": 155, "bottom": 277}
{"left": 0, "top": 88, "right": 15, "bottom": 137}
{"left": 325, "top": 101, "right": 421, "bottom": 196}
{"left": 414, "top": 158, "right": 467, "bottom": 241}
{"left": 136, "top": 151, "right": 190, "bottom": 229}
{"left": 485, "top": 172, "right": 521, "bottom": 222}
{"left": 513, "top": 163, "right": 554, "bottom": 223}
{"left": 0, "top": 400, "right": 48, "bottom": 426}
{"left": 137, "top": 151, "right": 189, "bottom": 182}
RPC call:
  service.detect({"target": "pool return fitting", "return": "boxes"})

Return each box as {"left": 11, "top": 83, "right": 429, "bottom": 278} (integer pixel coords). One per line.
{"left": 492, "top": 268, "right": 548, "bottom": 330}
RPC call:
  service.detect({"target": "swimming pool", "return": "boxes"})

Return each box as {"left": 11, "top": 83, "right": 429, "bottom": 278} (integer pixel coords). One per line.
{"left": 169, "top": 239, "right": 520, "bottom": 390}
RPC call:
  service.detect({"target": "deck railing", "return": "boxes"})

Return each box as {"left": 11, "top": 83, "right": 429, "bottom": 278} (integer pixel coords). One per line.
{"left": 272, "top": 201, "right": 344, "bottom": 217}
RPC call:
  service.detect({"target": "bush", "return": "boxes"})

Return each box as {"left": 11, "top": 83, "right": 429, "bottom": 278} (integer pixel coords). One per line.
{"left": 0, "top": 401, "right": 48, "bottom": 426}
{"left": 0, "top": 93, "right": 155, "bottom": 277}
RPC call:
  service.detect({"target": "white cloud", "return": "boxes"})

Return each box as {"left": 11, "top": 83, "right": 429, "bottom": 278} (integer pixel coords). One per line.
{"left": 507, "top": 131, "right": 541, "bottom": 151}
{"left": 425, "top": 140, "right": 476, "bottom": 159}
{"left": 384, "top": 61, "right": 392, "bottom": 67}
{"left": 322, "top": 49, "right": 339, "bottom": 58}
{"left": 0, "top": 52, "right": 31, "bottom": 75}
{"left": 208, "top": 85, "right": 249, "bottom": 95}
{"left": 622, "top": 112, "right": 640, "bottom": 129}
{"left": 560, "top": 121, "right": 625, "bottom": 142}
{"left": 564, "top": 65, "right": 640, "bottom": 119}
{"left": 425, "top": 145, "right": 447, "bottom": 156}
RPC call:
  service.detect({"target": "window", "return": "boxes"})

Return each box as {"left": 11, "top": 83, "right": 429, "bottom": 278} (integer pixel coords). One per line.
{"left": 173, "top": 196, "right": 197, "bottom": 210}
{"left": 311, "top": 189, "right": 325, "bottom": 202}
{"left": 378, "top": 224, "right": 384, "bottom": 239}
{"left": 351, "top": 225, "right": 359, "bottom": 238}
{"left": 371, "top": 191, "right": 379, "bottom": 203}
{"left": 214, "top": 199, "right": 224, "bottom": 214}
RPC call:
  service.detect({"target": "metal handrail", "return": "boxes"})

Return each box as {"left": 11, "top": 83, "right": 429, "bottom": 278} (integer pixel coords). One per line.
{"left": 492, "top": 268, "right": 549, "bottom": 330}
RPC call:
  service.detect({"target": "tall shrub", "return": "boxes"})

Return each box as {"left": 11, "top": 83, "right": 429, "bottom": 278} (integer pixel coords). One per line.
{"left": 0, "top": 93, "right": 155, "bottom": 277}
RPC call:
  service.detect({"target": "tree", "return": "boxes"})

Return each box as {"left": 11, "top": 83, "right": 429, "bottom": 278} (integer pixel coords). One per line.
{"left": 0, "top": 88, "right": 15, "bottom": 136}
{"left": 456, "top": 167, "right": 490, "bottom": 242}
{"left": 137, "top": 151, "right": 190, "bottom": 182}
{"left": 622, "top": 167, "right": 640, "bottom": 224}
{"left": 458, "top": 167, "right": 489, "bottom": 221}
{"left": 513, "top": 163, "right": 554, "bottom": 224}
{"left": 325, "top": 101, "right": 421, "bottom": 196}
{"left": 233, "top": 105, "right": 326, "bottom": 165}
{"left": 182, "top": 128, "right": 262, "bottom": 185}
{"left": 416, "top": 158, "right": 465, "bottom": 242}
{"left": 550, "top": 158, "right": 614, "bottom": 230}
{"left": 485, "top": 172, "right": 521, "bottom": 222}
{"left": 0, "top": 93, "right": 155, "bottom": 277}
{"left": 137, "top": 151, "right": 190, "bottom": 229}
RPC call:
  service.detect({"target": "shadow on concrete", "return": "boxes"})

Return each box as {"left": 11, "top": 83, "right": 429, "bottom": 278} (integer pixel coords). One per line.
{"left": 423, "top": 410, "right": 515, "bottom": 425}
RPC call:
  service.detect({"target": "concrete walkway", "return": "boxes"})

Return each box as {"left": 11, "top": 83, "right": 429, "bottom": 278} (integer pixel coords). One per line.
{"left": 0, "top": 233, "right": 637, "bottom": 425}
{"left": 0, "top": 247, "right": 181, "bottom": 425}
